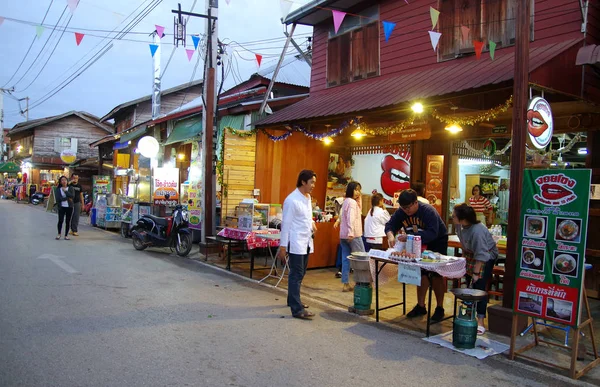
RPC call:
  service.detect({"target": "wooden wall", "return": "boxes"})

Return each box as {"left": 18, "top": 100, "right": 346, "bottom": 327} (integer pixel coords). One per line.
{"left": 33, "top": 116, "right": 109, "bottom": 161}
{"left": 221, "top": 131, "right": 256, "bottom": 219}
{"left": 309, "top": 0, "right": 586, "bottom": 94}
{"left": 254, "top": 131, "right": 329, "bottom": 208}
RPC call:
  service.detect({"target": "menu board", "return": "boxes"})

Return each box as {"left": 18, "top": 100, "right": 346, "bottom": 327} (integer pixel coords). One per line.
{"left": 153, "top": 167, "right": 179, "bottom": 206}
{"left": 187, "top": 188, "right": 202, "bottom": 230}
{"left": 514, "top": 169, "right": 592, "bottom": 327}
{"left": 426, "top": 155, "right": 444, "bottom": 216}
{"left": 93, "top": 175, "right": 112, "bottom": 199}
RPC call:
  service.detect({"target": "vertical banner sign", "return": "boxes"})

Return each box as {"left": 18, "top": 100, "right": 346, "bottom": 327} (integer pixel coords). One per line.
{"left": 425, "top": 155, "right": 444, "bottom": 216}
{"left": 153, "top": 167, "right": 179, "bottom": 206}
{"left": 513, "top": 169, "right": 592, "bottom": 327}
{"left": 188, "top": 188, "right": 202, "bottom": 230}
{"left": 92, "top": 175, "right": 112, "bottom": 198}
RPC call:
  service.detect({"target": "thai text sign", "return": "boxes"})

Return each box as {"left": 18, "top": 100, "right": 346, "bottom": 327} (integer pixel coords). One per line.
{"left": 153, "top": 167, "right": 179, "bottom": 206}
{"left": 514, "top": 169, "right": 591, "bottom": 327}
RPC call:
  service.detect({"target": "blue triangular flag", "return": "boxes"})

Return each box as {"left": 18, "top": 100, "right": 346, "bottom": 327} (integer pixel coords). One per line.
{"left": 383, "top": 21, "right": 396, "bottom": 42}
{"left": 192, "top": 35, "right": 200, "bottom": 50}
{"left": 149, "top": 44, "right": 158, "bottom": 57}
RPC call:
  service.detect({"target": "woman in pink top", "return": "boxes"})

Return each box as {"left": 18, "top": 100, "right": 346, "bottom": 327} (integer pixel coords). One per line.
{"left": 339, "top": 181, "right": 365, "bottom": 291}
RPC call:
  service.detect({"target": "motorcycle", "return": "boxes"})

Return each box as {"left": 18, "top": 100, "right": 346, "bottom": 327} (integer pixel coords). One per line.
{"left": 31, "top": 192, "right": 47, "bottom": 205}
{"left": 131, "top": 200, "right": 193, "bottom": 257}
{"left": 83, "top": 192, "right": 93, "bottom": 215}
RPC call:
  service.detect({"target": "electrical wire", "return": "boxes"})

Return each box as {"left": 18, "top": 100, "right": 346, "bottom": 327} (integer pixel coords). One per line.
{"left": 1, "top": 0, "right": 55, "bottom": 88}
{"left": 28, "top": 0, "right": 163, "bottom": 111}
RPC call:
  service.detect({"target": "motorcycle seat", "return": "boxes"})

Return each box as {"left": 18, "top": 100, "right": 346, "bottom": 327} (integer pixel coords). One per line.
{"left": 145, "top": 215, "right": 169, "bottom": 227}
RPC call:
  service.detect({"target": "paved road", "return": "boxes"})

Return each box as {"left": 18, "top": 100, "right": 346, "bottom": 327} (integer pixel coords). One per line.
{"left": 0, "top": 199, "right": 591, "bottom": 386}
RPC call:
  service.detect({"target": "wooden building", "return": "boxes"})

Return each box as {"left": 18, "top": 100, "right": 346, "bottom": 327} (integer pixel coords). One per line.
{"left": 255, "top": 0, "right": 600, "bottom": 313}
{"left": 8, "top": 111, "right": 113, "bottom": 191}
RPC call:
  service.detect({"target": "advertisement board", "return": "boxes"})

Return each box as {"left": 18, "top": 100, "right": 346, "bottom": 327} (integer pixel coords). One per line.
{"left": 187, "top": 188, "right": 202, "bottom": 230}
{"left": 425, "top": 155, "right": 444, "bottom": 216}
{"left": 92, "top": 175, "right": 112, "bottom": 199}
{"left": 153, "top": 168, "right": 179, "bottom": 206}
{"left": 513, "top": 169, "right": 591, "bottom": 327}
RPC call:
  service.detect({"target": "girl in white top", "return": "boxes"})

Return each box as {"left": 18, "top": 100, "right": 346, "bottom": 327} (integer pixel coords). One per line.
{"left": 364, "top": 193, "right": 391, "bottom": 249}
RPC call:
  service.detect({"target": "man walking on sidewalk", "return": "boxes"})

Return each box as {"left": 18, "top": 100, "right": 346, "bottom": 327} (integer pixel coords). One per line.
{"left": 69, "top": 173, "right": 84, "bottom": 236}
{"left": 277, "top": 170, "right": 317, "bottom": 320}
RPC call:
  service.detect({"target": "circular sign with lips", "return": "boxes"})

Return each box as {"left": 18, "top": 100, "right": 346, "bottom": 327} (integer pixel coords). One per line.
{"left": 527, "top": 97, "right": 553, "bottom": 149}
{"left": 380, "top": 154, "right": 411, "bottom": 198}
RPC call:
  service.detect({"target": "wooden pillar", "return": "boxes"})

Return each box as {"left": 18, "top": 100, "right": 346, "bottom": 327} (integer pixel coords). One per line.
{"left": 503, "top": 0, "right": 530, "bottom": 309}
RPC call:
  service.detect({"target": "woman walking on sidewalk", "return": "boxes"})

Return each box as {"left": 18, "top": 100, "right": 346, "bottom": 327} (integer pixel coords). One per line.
{"left": 55, "top": 176, "right": 74, "bottom": 240}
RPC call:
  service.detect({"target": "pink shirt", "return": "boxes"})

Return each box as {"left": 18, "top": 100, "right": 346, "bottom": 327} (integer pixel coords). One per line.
{"left": 340, "top": 197, "right": 362, "bottom": 239}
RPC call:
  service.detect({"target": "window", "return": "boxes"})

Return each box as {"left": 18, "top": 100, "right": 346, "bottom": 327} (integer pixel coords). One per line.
{"left": 54, "top": 137, "right": 78, "bottom": 154}
{"left": 327, "top": 22, "right": 380, "bottom": 86}
{"left": 327, "top": 5, "right": 380, "bottom": 87}
{"left": 438, "top": 0, "right": 532, "bottom": 60}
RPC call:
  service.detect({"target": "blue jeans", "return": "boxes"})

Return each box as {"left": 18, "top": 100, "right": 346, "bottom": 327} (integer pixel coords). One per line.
{"left": 340, "top": 237, "right": 365, "bottom": 284}
{"left": 288, "top": 246, "right": 310, "bottom": 316}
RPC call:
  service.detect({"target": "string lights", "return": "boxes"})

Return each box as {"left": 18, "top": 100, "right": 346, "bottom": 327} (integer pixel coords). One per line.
{"left": 432, "top": 96, "right": 513, "bottom": 126}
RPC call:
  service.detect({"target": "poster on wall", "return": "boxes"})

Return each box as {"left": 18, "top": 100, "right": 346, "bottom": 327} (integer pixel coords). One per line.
{"left": 92, "top": 175, "right": 112, "bottom": 199}
{"left": 325, "top": 153, "right": 353, "bottom": 214}
{"left": 425, "top": 155, "right": 444, "bottom": 216}
{"left": 352, "top": 146, "right": 411, "bottom": 207}
{"left": 153, "top": 167, "right": 179, "bottom": 206}
{"left": 187, "top": 188, "right": 202, "bottom": 230}
{"left": 513, "top": 169, "right": 591, "bottom": 327}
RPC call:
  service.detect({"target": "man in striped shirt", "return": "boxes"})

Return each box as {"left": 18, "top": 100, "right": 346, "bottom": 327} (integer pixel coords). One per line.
{"left": 468, "top": 185, "right": 493, "bottom": 225}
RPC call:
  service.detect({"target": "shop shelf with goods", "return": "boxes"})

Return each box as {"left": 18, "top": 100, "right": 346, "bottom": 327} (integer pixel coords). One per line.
{"left": 464, "top": 174, "right": 500, "bottom": 197}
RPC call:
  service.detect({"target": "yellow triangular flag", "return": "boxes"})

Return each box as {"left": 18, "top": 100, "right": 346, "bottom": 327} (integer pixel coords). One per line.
{"left": 430, "top": 7, "right": 440, "bottom": 30}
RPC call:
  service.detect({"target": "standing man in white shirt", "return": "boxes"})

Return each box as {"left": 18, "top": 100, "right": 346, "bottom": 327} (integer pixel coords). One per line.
{"left": 276, "top": 170, "right": 317, "bottom": 320}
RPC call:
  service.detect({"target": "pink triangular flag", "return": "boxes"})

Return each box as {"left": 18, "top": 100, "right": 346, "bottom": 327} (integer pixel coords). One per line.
{"left": 67, "top": 0, "right": 79, "bottom": 13}
{"left": 225, "top": 0, "right": 230, "bottom": 4}
{"left": 0, "top": 16, "right": 4, "bottom": 27}
{"left": 155, "top": 25, "right": 165, "bottom": 38}
{"left": 255, "top": 54, "right": 262, "bottom": 67}
{"left": 186, "top": 49, "right": 194, "bottom": 61}
{"left": 461, "top": 26, "right": 470, "bottom": 43}
{"left": 332, "top": 10, "right": 346, "bottom": 34}
{"left": 428, "top": 31, "right": 441, "bottom": 52}
{"left": 473, "top": 40, "right": 484, "bottom": 60}
{"left": 74, "top": 32, "right": 84, "bottom": 46}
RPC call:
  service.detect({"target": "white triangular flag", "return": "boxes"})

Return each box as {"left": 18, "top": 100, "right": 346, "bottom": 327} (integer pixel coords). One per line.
{"left": 428, "top": 31, "right": 441, "bottom": 52}
{"left": 265, "top": 104, "right": 273, "bottom": 115}
{"left": 280, "top": 0, "right": 293, "bottom": 20}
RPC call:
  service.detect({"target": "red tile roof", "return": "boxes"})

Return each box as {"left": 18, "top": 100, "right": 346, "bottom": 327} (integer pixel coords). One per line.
{"left": 256, "top": 38, "right": 582, "bottom": 127}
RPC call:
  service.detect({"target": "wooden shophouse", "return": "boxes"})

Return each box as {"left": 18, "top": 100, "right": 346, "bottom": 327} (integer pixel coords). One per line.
{"left": 255, "top": 0, "right": 600, "bottom": 318}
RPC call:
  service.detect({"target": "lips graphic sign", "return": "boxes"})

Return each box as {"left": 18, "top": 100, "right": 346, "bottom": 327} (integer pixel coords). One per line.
{"left": 380, "top": 151, "right": 411, "bottom": 199}
{"left": 527, "top": 97, "right": 553, "bottom": 149}
{"left": 514, "top": 169, "right": 591, "bottom": 327}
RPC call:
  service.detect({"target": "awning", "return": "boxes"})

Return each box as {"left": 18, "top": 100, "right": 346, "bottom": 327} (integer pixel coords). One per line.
{"left": 256, "top": 38, "right": 582, "bottom": 127}
{"left": 164, "top": 118, "right": 202, "bottom": 145}
{"left": 119, "top": 125, "right": 148, "bottom": 143}
{"left": 0, "top": 161, "right": 21, "bottom": 173}
{"left": 112, "top": 141, "right": 131, "bottom": 150}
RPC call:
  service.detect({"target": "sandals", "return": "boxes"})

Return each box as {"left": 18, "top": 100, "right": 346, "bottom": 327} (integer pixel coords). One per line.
{"left": 292, "top": 311, "right": 315, "bottom": 320}
{"left": 55, "top": 235, "right": 61, "bottom": 240}
{"left": 64, "top": 236, "right": 70, "bottom": 240}
{"left": 477, "top": 326, "right": 486, "bottom": 335}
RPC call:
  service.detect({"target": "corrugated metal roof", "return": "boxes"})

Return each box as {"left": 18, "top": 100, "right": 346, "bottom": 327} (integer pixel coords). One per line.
{"left": 256, "top": 38, "right": 582, "bottom": 126}
{"left": 258, "top": 56, "right": 311, "bottom": 88}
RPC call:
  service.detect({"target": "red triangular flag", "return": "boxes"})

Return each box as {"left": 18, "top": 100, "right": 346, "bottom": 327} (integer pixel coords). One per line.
{"left": 255, "top": 54, "right": 262, "bottom": 67}
{"left": 74, "top": 32, "right": 84, "bottom": 46}
{"left": 473, "top": 40, "right": 484, "bottom": 60}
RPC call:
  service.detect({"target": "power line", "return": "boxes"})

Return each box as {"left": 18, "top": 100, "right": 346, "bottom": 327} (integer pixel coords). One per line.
{"left": 1, "top": 0, "right": 55, "bottom": 88}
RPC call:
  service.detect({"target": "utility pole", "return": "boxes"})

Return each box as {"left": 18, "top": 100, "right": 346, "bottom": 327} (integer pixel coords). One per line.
{"left": 0, "top": 89, "right": 4, "bottom": 159}
{"left": 172, "top": 1, "right": 218, "bottom": 242}
{"left": 504, "top": 0, "right": 530, "bottom": 312}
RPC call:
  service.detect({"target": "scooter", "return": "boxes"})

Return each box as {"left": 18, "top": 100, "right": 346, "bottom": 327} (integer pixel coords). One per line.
{"left": 31, "top": 192, "right": 47, "bottom": 205}
{"left": 83, "top": 192, "right": 93, "bottom": 215}
{"left": 131, "top": 197, "right": 193, "bottom": 257}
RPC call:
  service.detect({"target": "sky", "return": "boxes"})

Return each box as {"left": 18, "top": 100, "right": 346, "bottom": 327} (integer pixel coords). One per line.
{"left": 0, "top": 0, "right": 313, "bottom": 128}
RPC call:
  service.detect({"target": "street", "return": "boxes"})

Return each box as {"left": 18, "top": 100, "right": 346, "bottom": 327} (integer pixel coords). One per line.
{"left": 0, "top": 199, "right": 589, "bottom": 387}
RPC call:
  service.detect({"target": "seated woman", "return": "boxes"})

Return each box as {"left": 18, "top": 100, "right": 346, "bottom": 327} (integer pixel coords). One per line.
{"left": 452, "top": 203, "right": 499, "bottom": 335}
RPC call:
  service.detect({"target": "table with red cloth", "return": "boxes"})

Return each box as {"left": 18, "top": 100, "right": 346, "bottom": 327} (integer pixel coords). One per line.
{"left": 215, "top": 227, "right": 280, "bottom": 277}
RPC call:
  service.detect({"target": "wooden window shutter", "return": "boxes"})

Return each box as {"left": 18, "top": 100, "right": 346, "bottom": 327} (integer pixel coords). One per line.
{"left": 456, "top": 0, "right": 481, "bottom": 53}
{"left": 439, "top": 0, "right": 456, "bottom": 59}
{"left": 327, "top": 37, "right": 341, "bottom": 86}
{"left": 54, "top": 138, "right": 61, "bottom": 153}
{"left": 351, "top": 27, "right": 366, "bottom": 80}
{"left": 484, "top": 0, "right": 505, "bottom": 45}
{"left": 339, "top": 32, "right": 352, "bottom": 85}
{"left": 503, "top": 0, "right": 517, "bottom": 46}
{"left": 70, "top": 138, "right": 78, "bottom": 153}
{"left": 364, "top": 22, "right": 379, "bottom": 77}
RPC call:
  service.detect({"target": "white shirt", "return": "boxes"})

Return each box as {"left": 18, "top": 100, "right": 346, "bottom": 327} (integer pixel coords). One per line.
{"left": 280, "top": 188, "right": 314, "bottom": 255}
{"left": 363, "top": 206, "right": 391, "bottom": 244}
{"left": 59, "top": 188, "right": 69, "bottom": 208}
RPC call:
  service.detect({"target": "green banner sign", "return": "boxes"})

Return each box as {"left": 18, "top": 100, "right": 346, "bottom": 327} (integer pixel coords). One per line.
{"left": 513, "top": 169, "right": 591, "bottom": 327}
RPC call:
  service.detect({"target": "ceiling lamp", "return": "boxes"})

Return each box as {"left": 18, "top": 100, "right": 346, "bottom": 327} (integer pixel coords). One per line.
{"left": 445, "top": 124, "right": 463, "bottom": 134}
{"left": 177, "top": 153, "right": 185, "bottom": 160}
{"left": 578, "top": 147, "right": 588, "bottom": 155}
{"left": 411, "top": 102, "right": 424, "bottom": 114}
{"left": 351, "top": 128, "right": 367, "bottom": 139}
{"left": 322, "top": 137, "right": 334, "bottom": 145}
